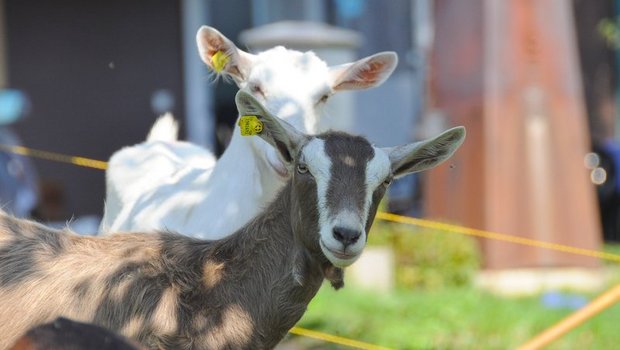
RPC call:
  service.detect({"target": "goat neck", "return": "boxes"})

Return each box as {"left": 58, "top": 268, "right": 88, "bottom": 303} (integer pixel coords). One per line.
{"left": 155, "top": 183, "right": 328, "bottom": 349}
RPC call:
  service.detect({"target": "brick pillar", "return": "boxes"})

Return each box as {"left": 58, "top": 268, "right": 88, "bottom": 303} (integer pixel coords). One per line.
{"left": 427, "top": 0, "right": 602, "bottom": 269}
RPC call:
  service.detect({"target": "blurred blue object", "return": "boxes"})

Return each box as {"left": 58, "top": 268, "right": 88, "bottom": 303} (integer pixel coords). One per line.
{"left": 387, "top": 175, "right": 420, "bottom": 217}
{"left": 594, "top": 140, "right": 620, "bottom": 241}
{"left": 602, "top": 139, "right": 620, "bottom": 192}
{"left": 541, "top": 292, "right": 588, "bottom": 310}
{"left": 0, "top": 89, "right": 29, "bottom": 125}
{"left": 47, "top": 215, "right": 101, "bottom": 236}
{"left": 0, "top": 127, "right": 39, "bottom": 217}
{"left": 334, "top": 0, "right": 366, "bottom": 21}
{"left": 0, "top": 88, "right": 38, "bottom": 217}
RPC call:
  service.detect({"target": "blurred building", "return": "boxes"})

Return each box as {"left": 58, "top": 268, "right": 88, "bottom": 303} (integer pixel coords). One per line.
{"left": 3, "top": 0, "right": 186, "bottom": 220}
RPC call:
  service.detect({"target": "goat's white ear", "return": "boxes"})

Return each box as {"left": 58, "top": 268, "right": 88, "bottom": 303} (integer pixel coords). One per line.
{"left": 329, "top": 52, "right": 398, "bottom": 91}
{"left": 196, "top": 26, "right": 255, "bottom": 85}
{"left": 235, "top": 91, "right": 306, "bottom": 164}
{"left": 383, "top": 127, "right": 466, "bottom": 178}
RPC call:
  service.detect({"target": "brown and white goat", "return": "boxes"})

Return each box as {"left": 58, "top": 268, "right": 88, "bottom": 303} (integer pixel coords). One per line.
{"left": 0, "top": 91, "right": 465, "bottom": 349}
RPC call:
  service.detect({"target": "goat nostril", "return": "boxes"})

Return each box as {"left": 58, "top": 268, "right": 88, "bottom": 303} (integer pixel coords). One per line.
{"left": 333, "top": 228, "right": 344, "bottom": 241}
{"left": 332, "top": 227, "right": 361, "bottom": 246}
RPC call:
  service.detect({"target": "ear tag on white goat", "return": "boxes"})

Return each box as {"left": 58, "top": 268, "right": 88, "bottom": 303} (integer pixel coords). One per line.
{"left": 212, "top": 51, "right": 229, "bottom": 73}
{"left": 238, "top": 115, "right": 263, "bottom": 136}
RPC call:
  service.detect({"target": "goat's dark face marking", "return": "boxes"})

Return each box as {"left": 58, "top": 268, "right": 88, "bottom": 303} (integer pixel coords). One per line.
{"left": 292, "top": 134, "right": 391, "bottom": 267}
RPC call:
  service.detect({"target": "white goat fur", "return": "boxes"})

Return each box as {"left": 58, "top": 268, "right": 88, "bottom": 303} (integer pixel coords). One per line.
{"left": 100, "top": 26, "right": 398, "bottom": 239}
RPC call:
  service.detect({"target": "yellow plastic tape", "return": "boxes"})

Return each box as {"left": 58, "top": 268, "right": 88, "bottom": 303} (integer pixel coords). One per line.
{"left": 212, "top": 51, "right": 229, "bottom": 73}
{"left": 290, "top": 326, "right": 394, "bottom": 350}
{"left": 238, "top": 115, "right": 263, "bottom": 136}
{"left": 0, "top": 144, "right": 107, "bottom": 170}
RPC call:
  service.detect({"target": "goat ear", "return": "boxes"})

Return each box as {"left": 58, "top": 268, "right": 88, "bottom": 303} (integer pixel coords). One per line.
{"left": 235, "top": 91, "right": 306, "bottom": 164}
{"left": 196, "top": 26, "right": 255, "bottom": 85}
{"left": 383, "top": 127, "right": 466, "bottom": 178}
{"left": 329, "top": 52, "right": 398, "bottom": 91}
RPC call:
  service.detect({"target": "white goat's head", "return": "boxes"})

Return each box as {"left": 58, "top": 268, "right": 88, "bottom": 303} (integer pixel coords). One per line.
{"left": 235, "top": 91, "right": 466, "bottom": 268}
{"left": 197, "top": 26, "right": 398, "bottom": 177}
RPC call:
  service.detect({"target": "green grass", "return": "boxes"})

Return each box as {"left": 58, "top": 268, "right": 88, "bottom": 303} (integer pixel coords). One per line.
{"left": 291, "top": 282, "right": 620, "bottom": 350}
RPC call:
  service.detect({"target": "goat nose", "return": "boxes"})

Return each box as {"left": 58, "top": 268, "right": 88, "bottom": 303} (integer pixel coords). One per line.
{"left": 332, "top": 227, "right": 361, "bottom": 247}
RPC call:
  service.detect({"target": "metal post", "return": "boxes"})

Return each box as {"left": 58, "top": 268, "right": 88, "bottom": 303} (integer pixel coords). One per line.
{"left": 181, "top": 0, "right": 214, "bottom": 151}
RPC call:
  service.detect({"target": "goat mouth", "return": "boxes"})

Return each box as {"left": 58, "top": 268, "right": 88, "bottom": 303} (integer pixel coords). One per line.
{"left": 320, "top": 240, "right": 358, "bottom": 262}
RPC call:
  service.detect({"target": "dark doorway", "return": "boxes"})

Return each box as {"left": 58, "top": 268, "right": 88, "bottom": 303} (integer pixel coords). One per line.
{"left": 5, "top": 0, "right": 185, "bottom": 220}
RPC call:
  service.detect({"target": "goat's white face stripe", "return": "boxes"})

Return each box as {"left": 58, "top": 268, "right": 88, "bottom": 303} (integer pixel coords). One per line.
{"left": 362, "top": 148, "right": 392, "bottom": 223}
{"left": 301, "top": 139, "right": 331, "bottom": 236}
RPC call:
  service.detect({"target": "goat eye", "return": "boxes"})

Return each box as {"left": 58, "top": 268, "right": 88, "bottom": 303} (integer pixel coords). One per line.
{"left": 318, "top": 94, "right": 329, "bottom": 103}
{"left": 383, "top": 177, "right": 393, "bottom": 186}
{"left": 297, "top": 163, "right": 309, "bottom": 174}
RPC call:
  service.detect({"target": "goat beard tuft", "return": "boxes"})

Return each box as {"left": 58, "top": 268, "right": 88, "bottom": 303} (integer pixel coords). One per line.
{"left": 323, "top": 264, "right": 344, "bottom": 290}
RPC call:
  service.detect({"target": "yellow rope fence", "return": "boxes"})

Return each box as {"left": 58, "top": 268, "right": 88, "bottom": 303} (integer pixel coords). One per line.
{"left": 0, "top": 144, "right": 108, "bottom": 170}
{"left": 377, "top": 212, "right": 620, "bottom": 264}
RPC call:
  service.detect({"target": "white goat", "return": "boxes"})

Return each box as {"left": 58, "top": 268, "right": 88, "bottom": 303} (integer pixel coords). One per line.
{"left": 0, "top": 91, "right": 465, "bottom": 349}
{"left": 100, "top": 26, "right": 398, "bottom": 239}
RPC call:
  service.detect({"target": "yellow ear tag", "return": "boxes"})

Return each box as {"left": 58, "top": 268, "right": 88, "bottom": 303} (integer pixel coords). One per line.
{"left": 212, "top": 51, "right": 229, "bottom": 73}
{"left": 238, "top": 115, "right": 263, "bottom": 136}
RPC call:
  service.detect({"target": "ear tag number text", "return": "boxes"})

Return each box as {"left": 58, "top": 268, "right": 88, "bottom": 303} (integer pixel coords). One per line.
{"left": 238, "top": 115, "right": 263, "bottom": 136}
